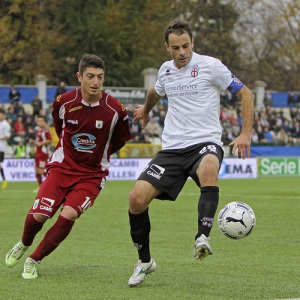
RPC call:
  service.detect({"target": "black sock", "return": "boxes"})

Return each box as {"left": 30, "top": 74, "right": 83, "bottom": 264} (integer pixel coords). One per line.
{"left": 129, "top": 208, "right": 151, "bottom": 263}
{"left": 196, "top": 186, "right": 219, "bottom": 240}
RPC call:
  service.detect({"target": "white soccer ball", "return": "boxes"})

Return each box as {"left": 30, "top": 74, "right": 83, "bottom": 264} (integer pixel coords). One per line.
{"left": 217, "top": 201, "right": 256, "bottom": 239}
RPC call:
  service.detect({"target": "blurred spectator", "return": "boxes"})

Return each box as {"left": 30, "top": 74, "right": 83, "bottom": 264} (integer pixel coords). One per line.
{"left": 263, "top": 126, "right": 275, "bottom": 143}
{"left": 31, "top": 95, "right": 43, "bottom": 117}
{"left": 14, "top": 116, "right": 26, "bottom": 138}
{"left": 145, "top": 118, "right": 162, "bottom": 144}
{"left": 287, "top": 91, "right": 296, "bottom": 108}
{"left": 291, "top": 121, "right": 300, "bottom": 141}
{"left": 55, "top": 81, "right": 67, "bottom": 99}
{"left": 276, "top": 128, "right": 288, "bottom": 145}
{"left": 263, "top": 90, "right": 273, "bottom": 108}
{"left": 251, "top": 128, "right": 259, "bottom": 144}
{"left": 296, "top": 93, "right": 300, "bottom": 108}
{"left": 45, "top": 102, "right": 54, "bottom": 126}
{"left": 6, "top": 104, "right": 18, "bottom": 123}
{"left": 9, "top": 85, "right": 21, "bottom": 108}
{"left": 220, "top": 90, "right": 230, "bottom": 108}
{"left": 16, "top": 101, "right": 26, "bottom": 116}
{"left": 14, "top": 139, "right": 27, "bottom": 158}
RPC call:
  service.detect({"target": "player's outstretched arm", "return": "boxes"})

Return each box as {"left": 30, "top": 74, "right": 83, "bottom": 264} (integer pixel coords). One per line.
{"left": 229, "top": 85, "right": 254, "bottom": 159}
{"left": 133, "top": 87, "right": 162, "bottom": 128}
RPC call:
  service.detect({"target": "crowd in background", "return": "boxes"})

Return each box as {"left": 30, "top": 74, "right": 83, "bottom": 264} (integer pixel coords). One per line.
{"left": 1, "top": 84, "right": 300, "bottom": 159}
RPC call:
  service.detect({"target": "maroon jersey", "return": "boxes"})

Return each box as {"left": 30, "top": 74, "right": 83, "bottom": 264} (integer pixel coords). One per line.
{"left": 48, "top": 89, "right": 131, "bottom": 176}
{"left": 35, "top": 127, "right": 52, "bottom": 160}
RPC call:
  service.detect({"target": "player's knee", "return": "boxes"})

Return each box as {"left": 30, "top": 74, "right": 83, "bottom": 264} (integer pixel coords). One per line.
{"left": 129, "top": 188, "right": 148, "bottom": 213}
{"left": 33, "top": 213, "right": 48, "bottom": 223}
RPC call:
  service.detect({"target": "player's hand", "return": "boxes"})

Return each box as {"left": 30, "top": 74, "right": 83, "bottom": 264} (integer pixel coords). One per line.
{"left": 133, "top": 105, "right": 149, "bottom": 128}
{"left": 229, "top": 133, "right": 251, "bottom": 159}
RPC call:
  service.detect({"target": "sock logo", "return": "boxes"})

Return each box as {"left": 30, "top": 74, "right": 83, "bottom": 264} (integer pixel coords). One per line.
{"left": 133, "top": 243, "right": 142, "bottom": 250}
{"left": 201, "top": 217, "right": 214, "bottom": 228}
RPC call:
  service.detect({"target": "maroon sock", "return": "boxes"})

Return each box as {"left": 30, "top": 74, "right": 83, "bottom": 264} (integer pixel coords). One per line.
{"left": 36, "top": 174, "right": 42, "bottom": 185}
{"left": 30, "top": 215, "right": 74, "bottom": 262}
{"left": 22, "top": 214, "right": 45, "bottom": 246}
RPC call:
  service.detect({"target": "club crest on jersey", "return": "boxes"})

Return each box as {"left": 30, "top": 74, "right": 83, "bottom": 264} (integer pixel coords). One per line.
{"left": 95, "top": 120, "right": 103, "bottom": 129}
{"left": 190, "top": 65, "right": 200, "bottom": 77}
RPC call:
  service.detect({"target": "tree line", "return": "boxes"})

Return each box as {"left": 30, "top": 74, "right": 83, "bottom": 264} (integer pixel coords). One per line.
{"left": 0, "top": 0, "right": 299, "bottom": 91}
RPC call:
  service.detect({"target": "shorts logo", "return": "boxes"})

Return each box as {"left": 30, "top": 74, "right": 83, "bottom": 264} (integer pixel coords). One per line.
{"left": 40, "top": 197, "right": 55, "bottom": 212}
{"left": 200, "top": 147, "right": 207, "bottom": 155}
{"left": 207, "top": 145, "right": 217, "bottom": 153}
{"left": 147, "top": 164, "right": 165, "bottom": 180}
{"left": 200, "top": 145, "right": 217, "bottom": 155}
{"left": 33, "top": 199, "right": 39, "bottom": 210}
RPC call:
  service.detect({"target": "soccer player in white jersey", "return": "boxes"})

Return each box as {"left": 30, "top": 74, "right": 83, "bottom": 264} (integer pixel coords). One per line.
{"left": 128, "top": 19, "right": 254, "bottom": 287}
{"left": 0, "top": 110, "right": 11, "bottom": 189}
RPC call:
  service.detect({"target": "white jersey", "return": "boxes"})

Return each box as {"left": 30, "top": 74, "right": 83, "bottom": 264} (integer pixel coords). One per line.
{"left": 0, "top": 119, "right": 11, "bottom": 152}
{"left": 155, "top": 52, "right": 233, "bottom": 150}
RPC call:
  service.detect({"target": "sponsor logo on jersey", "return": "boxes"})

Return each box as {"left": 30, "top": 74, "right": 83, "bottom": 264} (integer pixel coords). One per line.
{"left": 56, "top": 95, "right": 61, "bottom": 102}
{"left": 147, "top": 164, "right": 165, "bottom": 180}
{"left": 95, "top": 120, "right": 103, "bottom": 129}
{"left": 190, "top": 65, "right": 200, "bottom": 77}
{"left": 72, "top": 133, "right": 96, "bottom": 153}
{"left": 69, "top": 106, "right": 82, "bottom": 113}
{"left": 67, "top": 119, "right": 78, "bottom": 124}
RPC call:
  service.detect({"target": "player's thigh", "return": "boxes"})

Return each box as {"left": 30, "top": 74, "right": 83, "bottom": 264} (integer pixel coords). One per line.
{"left": 63, "top": 177, "right": 103, "bottom": 217}
{"left": 30, "top": 171, "right": 69, "bottom": 218}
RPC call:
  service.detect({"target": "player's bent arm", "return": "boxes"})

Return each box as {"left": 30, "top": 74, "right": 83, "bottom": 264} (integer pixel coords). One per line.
{"left": 236, "top": 85, "right": 254, "bottom": 136}
{"left": 143, "top": 87, "right": 163, "bottom": 114}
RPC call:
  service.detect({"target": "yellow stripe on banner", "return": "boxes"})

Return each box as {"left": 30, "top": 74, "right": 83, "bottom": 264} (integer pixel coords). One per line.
{"left": 119, "top": 143, "right": 162, "bottom": 158}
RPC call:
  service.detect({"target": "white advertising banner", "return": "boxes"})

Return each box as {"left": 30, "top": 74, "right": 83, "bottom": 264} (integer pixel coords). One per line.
{"left": 2, "top": 157, "right": 257, "bottom": 182}
{"left": 218, "top": 158, "right": 257, "bottom": 179}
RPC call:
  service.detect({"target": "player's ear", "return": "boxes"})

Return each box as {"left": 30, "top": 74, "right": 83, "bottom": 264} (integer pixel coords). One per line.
{"left": 76, "top": 72, "right": 82, "bottom": 83}
{"left": 165, "top": 42, "right": 170, "bottom": 52}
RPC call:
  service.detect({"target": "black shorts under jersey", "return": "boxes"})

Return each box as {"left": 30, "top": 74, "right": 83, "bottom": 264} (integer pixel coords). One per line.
{"left": 138, "top": 142, "right": 224, "bottom": 201}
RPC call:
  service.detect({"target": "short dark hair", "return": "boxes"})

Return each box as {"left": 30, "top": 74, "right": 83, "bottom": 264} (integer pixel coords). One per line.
{"left": 78, "top": 53, "right": 106, "bottom": 75}
{"left": 164, "top": 18, "right": 193, "bottom": 44}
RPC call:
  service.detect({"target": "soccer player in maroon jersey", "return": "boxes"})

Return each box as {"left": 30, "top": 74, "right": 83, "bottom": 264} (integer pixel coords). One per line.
{"left": 5, "top": 53, "right": 132, "bottom": 279}
{"left": 31, "top": 116, "right": 52, "bottom": 193}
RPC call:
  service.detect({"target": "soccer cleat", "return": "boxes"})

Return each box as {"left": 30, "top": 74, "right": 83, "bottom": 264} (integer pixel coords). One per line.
{"left": 193, "top": 234, "right": 213, "bottom": 260}
{"left": 2, "top": 179, "right": 7, "bottom": 189}
{"left": 128, "top": 258, "right": 157, "bottom": 287}
{"left": 5, "top": 241, "right": 29, "bottom": 267}
{"left": 22, "top": 258, "right": 38, "bottom": 279}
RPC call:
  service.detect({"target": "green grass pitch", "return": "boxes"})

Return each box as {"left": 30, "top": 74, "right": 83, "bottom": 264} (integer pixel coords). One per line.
{"left": 1, "top": 177, "right": 299, "bottom": 300}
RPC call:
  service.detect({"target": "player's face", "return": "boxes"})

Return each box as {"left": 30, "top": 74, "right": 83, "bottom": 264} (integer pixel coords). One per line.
{"left": 77, "top": 67, "right": 104, "bottom": 101}
{"left": 165, "top": 33, "right": 194, "bottom": 69}
{"left": 36, "top": 117, "right": 45, "bottom": 128}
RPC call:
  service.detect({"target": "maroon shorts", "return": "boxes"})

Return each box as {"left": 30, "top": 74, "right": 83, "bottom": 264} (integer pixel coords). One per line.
{"left": 35, "top": 155, "right": 48, "bottom": 169}
{"left": 29, "top": 169, "right": 105, "bottom": 218}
